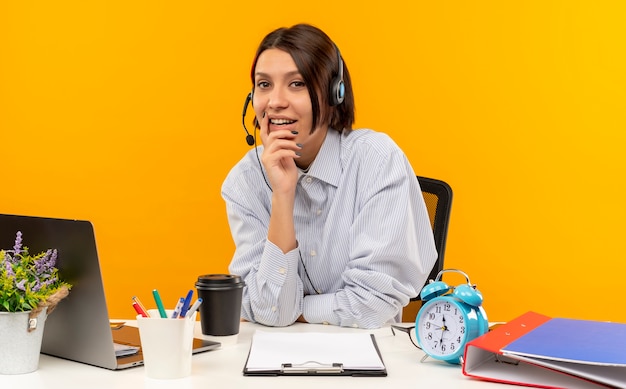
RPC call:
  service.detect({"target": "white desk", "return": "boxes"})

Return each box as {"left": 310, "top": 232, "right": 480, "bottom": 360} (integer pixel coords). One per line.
{"left": 0, "top": 322, "right": 499, "bottom": 388}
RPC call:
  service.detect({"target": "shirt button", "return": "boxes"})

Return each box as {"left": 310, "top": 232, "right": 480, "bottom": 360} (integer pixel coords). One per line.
{"left": 272, "top": 306, "right": 277, "bottom": 312}
{"left": 278, "top": 267, "right": 286, "bottom": 274}
{"left": 310, "top": 250, "right": 317, "bottom": 256}
{"left": 322, "top": 321, "right": 329, "bottom": 325}
{"left": 351, "top": 324, "right": 359, "bottom": 328}
{"left": 306, "top": 177, "right": 312, "bottom": 183}
{"left": 316, "top": 209, "right": 322, "bottom": 215}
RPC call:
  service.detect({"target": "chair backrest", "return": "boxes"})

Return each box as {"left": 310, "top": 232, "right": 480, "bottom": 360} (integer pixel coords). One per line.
{"left": 416, "top": 175, "right": 453, "bottom": 298}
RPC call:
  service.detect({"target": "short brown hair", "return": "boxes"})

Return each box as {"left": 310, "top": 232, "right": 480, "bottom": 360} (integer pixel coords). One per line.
{"left": 251, "top": 24, "right": 355, "bottom": 132}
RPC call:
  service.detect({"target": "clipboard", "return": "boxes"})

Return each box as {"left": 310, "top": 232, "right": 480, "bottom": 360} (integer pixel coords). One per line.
{"left": 243, "top": 331, "right": 387, "bottom": 376}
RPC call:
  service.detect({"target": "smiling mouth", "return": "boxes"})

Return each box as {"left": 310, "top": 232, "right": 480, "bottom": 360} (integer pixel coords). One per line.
{"left": 270, "top": 118, "right": 296, "bottom": 125}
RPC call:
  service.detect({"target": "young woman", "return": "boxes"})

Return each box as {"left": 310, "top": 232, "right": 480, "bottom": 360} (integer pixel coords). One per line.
{"left": 222, "top": 24, "right": 437, "bottom": 329}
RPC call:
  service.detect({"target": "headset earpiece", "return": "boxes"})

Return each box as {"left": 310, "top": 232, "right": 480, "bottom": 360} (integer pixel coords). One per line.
{"left": 330, "top": 45, "right": 345, "bottom": 106}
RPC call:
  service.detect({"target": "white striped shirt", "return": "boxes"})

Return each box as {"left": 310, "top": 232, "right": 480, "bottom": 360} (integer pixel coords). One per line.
{"left": 222, "top": 128, "right": 437, "bottom": 329}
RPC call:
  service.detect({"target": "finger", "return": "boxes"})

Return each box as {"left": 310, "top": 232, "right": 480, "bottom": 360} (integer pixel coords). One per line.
{"left": 263, "top": 137, "right": 302, "bottom": 158}
{"left": 258, "top": 111, "right": 269, "bottom": 144}
{"left": 261, "top": 140, "right": 300, "bottom": 174}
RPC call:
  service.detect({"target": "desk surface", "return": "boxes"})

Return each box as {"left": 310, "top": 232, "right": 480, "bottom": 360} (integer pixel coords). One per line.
{"left": 0, "top": 321, "right": 499, "bottom": 388}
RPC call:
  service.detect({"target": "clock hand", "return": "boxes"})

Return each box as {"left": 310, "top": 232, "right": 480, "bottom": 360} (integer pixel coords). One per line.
{"left": 439, "top": 315, "right": 447, "bottom": 348}
{"left": 426, "top": 321, "right": 444, "bottom": 330}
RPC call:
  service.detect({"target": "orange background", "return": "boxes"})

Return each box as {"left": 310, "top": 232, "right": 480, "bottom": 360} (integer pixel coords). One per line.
{"left": 1, "top": 1, "right": 625, "bottom": 323}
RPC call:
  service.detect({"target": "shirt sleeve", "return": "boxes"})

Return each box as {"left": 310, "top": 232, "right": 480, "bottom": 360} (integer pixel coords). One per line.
{"left": 232, "top": 240, "right": 304, "bottom": 326}
{"left": 222, "top": 160, "right": 305, "bottom": 327}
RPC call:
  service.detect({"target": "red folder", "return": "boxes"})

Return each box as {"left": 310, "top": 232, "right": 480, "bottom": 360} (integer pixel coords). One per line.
{"left": 462, "top": 311, "right": 626, "bottom": 389}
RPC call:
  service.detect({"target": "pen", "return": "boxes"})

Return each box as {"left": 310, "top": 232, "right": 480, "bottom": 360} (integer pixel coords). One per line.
{"left": 152, "top": 289, "right": 167, "bottom": 318}
{"left": 132, "top": 302, "right": 148, "bottom": 317}
{"left": 185, "top": 298, "right": 203, "bottom": 319}
{"left": 171, "top": 297, "right": 185, "bottom": 318}
{"left": 179, "top": 289, "right": 194, "bottom": 318}
{"left": 132, "top": 296, "right": 150, "bottom": 318}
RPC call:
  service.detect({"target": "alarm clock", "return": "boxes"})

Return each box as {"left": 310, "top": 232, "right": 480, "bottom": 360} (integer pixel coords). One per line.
{"left": 415, "top": 269, "right": 488, "bottom": 364}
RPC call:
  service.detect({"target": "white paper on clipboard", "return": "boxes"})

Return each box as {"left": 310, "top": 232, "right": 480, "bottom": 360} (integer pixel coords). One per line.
{"left": 244, "top": 331, "right": 385, "bottom": 373}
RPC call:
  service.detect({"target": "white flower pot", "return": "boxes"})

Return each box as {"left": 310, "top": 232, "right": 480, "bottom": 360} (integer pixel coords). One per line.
{"left": 0, "top": 307, "right": 48, "bottom": 374}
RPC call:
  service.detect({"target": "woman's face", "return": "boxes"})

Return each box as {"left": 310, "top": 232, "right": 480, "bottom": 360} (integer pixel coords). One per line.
{"left": 253, "top": 48, "right": 327, "bottom": 168}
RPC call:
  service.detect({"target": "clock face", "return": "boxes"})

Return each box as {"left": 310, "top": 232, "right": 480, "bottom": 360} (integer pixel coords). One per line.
{"left": 416, "top": 299, "right": 467, "bottom": 359}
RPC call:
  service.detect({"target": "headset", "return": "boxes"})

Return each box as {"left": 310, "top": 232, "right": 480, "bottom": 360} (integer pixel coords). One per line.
{"left": 330, "top": 45, "right": 345, "bottom": 106}
{"left": 241, "top": 43, "right": 345, "bottom": 146}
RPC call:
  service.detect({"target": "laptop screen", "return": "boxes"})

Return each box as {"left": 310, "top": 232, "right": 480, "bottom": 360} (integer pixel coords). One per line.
{"left": 0, "top": 214, "right": 123, "bottom": 369}
{"left": 0, "top": 214, "right": 219, "bottom": 370}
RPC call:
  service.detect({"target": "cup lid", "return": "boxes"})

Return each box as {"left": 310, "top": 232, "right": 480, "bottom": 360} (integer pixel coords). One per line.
{"left": 195, "top": 274, "right": 245, "bottom": 289}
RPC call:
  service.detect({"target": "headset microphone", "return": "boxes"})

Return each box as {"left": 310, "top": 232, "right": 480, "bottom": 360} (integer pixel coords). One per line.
{"left": 241, "top": 91, "right": 255, "bottom": 146}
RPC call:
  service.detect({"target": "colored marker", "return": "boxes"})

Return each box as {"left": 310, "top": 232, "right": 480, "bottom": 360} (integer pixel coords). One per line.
{"left": 132, "top": 296, "right": 150, "bottom": 317}
{"left": 179, "top": 289, "right": 194, "bottom": 318}
{"left": 185, "top": 298, "right": 203, "bottom": 319}
{"left": 132, "top": 302, "right": 148, "bottom": 317}
{"left": 152, "top": 289, "right": 167, "bottom": 318}
{"left": 171, "top": 297, "right": 185, "bottom": 318}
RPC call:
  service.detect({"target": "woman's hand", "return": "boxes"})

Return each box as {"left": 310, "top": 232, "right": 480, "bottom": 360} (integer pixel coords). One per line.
{"left": 258, "top": 111, "right": 301, "bottom": 196}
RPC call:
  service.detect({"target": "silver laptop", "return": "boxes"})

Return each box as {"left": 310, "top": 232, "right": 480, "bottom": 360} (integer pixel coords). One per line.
{"left": 0, "top": 213, "right": 220, "bottom": 370}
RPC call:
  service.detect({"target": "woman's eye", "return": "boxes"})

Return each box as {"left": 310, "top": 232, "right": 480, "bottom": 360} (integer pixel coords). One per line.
{"left": 291, "top": 81, "right": 306, "bottom": 88}
{"left": 256, "top": 81, "right": 270, "bottom": 89}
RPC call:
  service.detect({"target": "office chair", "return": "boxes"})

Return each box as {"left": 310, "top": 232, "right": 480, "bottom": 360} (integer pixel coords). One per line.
{"left": 401, "top": 175, "right": 453, "bottom": 321}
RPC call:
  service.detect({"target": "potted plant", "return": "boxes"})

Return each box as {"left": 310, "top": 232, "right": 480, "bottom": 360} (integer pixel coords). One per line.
{"left": 0, "top": 231, "right": 71, "bottom": 374}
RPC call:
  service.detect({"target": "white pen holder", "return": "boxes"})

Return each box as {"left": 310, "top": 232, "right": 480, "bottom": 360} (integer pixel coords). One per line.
{"left": 137, "top": 309, "right": 197, "bottom": 379}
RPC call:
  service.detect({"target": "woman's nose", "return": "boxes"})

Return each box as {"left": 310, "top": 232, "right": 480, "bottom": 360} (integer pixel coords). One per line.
{"left": 267, "top": 87, "right": 288, "bottom": 110}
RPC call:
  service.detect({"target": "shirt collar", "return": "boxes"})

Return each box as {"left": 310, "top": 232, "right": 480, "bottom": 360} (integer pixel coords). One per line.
{"left": 300, "top": 128, "right": 342, "bottom": 187}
